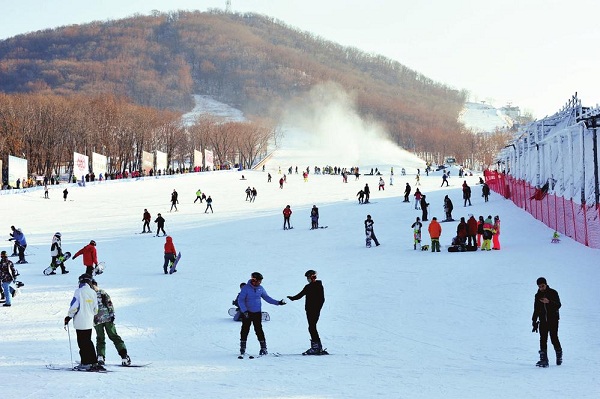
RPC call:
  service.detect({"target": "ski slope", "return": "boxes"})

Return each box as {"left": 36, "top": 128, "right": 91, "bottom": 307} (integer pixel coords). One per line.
{"left": 1, "top": 131, "right": 599, "bottom": 398}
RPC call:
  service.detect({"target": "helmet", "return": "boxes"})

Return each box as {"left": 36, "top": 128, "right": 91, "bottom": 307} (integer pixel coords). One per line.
{"left": 78, "top": 274, "right": 93, "bottom": 284}
{"left": 251, "top": 272, "right": 263, "bottom": 280}
{"left": 54, "top": 232, "right": 61, "bottom": 238}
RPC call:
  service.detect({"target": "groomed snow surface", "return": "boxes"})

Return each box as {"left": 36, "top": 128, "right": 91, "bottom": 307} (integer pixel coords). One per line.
{"left": 1, "top": 136, "right": 599, "bottom": 398}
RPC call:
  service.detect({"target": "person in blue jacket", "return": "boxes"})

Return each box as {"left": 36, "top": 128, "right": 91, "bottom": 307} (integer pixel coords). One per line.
{"left": 238, "top": 272, "right": 286, "bottom": 357}
{"left": 9, "top": 228, "right": 28, "bottom": 264}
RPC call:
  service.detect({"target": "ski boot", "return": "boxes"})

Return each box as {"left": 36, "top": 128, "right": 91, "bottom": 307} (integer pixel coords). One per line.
{"left": 303, "top": 340, "right": 321, "bottom": 355}
{"left": 556, "top": 350, "right": 563, "bottom": 366}
{"left": 238, "top": 340, "right": 247, "bottom": 359}
{"left": 259, "top": 341, "right": 268, "bottom": 356}
{"left": 121, "top": 355, "right": 131, "bottom": 366}
{"left": 536, "top": 350, "right": 549, "bottom": 368}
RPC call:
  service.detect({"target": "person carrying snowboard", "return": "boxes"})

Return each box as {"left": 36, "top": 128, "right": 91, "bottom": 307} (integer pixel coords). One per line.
{"left": 532, "top": 277, "right": 563, "bottom": 367}
{"left": 50, "top": 232, "right": 69, "bottom": 275}
{"left": 283, "top": 205, "right": 292, "bottom": 230}
{"left": 287, "top": 270, "right": 328, "bottom": 355}
{"left": 154, "top": 213, "right": 166, "bottom": 236}
{"left": 310, "top": 205, "right": 319, "bottom": 229}
{"left": 91, "top": 279, "right": 131, "bottom": 366}
{"left": 73, "top": 240, "right": 98, "bottom": 276}
{"left": 364, "top": 215, "right": 380, "bottom": 246}
{"left": 237, "top": 272, "right": 286, "bottom": 357}
{"left": 142, "top": 209, "right": 152, "bottom": 233}
{"left": 411, "top": 217, "right": 422, "bottom": 250}
{"left": 64, "top": 273, "right": 104, "bottom": 371}
{"left": 162, "top": 236, "right": 177, "bottom": 275}
{"left": 0, "top": 251, "right": 18, "bottom": 307}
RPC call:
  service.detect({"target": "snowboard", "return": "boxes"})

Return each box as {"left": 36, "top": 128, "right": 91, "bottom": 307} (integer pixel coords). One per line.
{"left": 43, "top": 252, "right": 71, "bottom": 275}
{"left": 228, "top": 307, "right": 270, "bottom": 321}
{"left": 365, "top": 228, "right": 373, "bottom": 248}
{"left": 169, "top": 252, "right": 181, "bottom": 274}
{"left": 93, "top": 261, "right": 105, "bottom": 276}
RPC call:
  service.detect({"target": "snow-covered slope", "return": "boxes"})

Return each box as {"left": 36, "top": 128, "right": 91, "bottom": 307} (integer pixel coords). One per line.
{"left": 459, "top": 101, "right": 514, "bottom": 133}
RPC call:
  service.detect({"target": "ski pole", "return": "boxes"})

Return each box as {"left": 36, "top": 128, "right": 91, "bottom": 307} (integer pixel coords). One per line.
{"left": 66, "top": 323, "right": 74, "bottom": 369}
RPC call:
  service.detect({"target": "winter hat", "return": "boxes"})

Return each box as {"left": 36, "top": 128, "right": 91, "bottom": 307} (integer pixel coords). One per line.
{"left": 536, "top": 277, "right": 547, "bottom": 285}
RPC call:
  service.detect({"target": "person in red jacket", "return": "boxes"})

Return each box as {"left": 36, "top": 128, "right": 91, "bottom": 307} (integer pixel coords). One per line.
{"left": 142, "top": 209, "right": 152, "bottom": 233}
{"left": 466, "top": 214, "right": 478, "bottom": 247}
{"left": 73, "top": 240, "right": 98, "bottom": 275}
{"left": 428, "top": 217, "right": 442, "bottom": 252}
{"left": 163, "top": 236, "right": 177, "bottom": 274}
{"left": 283, "top": 205, "right": 292, "bottom": 230}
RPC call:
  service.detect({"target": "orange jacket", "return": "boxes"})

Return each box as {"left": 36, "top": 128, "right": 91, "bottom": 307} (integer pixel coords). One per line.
{"left": 428, "top": 220, "right": 442, "bottom": 239}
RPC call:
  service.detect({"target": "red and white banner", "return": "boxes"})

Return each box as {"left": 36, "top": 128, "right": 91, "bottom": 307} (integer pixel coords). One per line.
{"left": 204, "top": 149, "right": 214, "bottom": 170}
{"left": 73, "top": 152, "right": 89, "bottom": 179}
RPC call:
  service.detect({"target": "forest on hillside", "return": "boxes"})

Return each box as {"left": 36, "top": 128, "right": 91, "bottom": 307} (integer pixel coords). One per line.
{"left": 0, "top": 10, "right": 479, "bottom": 163}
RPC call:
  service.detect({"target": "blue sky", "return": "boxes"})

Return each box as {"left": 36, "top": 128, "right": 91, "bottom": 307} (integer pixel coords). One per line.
{"left": 1, "top": 0, "right": 599, "bottom": 118}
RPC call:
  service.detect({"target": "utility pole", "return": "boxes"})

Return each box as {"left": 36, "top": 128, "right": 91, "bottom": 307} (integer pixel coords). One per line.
{"left": 225, "top": 0, "right": 231, "bottom": 13}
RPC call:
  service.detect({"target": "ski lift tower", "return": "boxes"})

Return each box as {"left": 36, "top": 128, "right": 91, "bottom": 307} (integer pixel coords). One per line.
{"left": 225, "top": 0, "right": 232, "bottom": 13}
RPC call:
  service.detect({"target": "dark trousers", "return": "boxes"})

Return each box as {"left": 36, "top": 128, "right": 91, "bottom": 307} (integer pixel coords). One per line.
{"left": 307, "top": 310, "right": 321, "bottom": 342}
{"left": 142, "top": 221, "right": 150, "bottom": 232}
{"left": 240, "top": 312, "right": 265, "bottom": 342}
{"left": 283, "top": 216, "right": 291, "bottom": 229}
{"left": 467, "top": 235, "right": 476, "bottom": 246}
{"left": 539, "top": 319, "right": 562, "bottom": 353}
{"left": 163, "top": 253, "right": 176, "bottom": 273}
{"left": 94, "top": 322, "right": 127, "bottom": 358}
{"left": 205, "top": 204, "right": 213, "bottom": 213}
{"left": 18, "top": 244, "right": 26, "bottom": 262}
{"left": 157, "top": 225, "right": 166, "bottom": 235}
{"left": 368, "top": 230, "right": 380, "bottom": 246}
{"left": 85, "top": 265, "right": 94, "bottom": 275}
{"left": 76, "top": 328, "right": 97, "bottom": 365}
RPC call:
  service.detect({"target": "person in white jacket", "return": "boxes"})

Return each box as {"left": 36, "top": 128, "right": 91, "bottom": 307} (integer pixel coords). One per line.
{"left": 64, "top": 273, "right": 102, "bottom": 371}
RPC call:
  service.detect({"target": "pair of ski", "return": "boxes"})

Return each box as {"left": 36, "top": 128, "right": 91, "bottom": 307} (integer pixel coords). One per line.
{"left": 238, "top": 351, "right": 329, "bottom": 359}
{"left": 46, "top": 363, "right": 150, "bottom": 372}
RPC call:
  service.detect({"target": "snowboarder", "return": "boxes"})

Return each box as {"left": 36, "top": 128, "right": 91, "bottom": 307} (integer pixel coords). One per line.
{"left": 50, "top": 232, "right": 69, "bottom": 274}
{"left": 142, "top": 209, "right": 151, "bottom": 233}
{"left": 428, "top": 217, "right": 442, "bottom": 252}
{"left": 456, "top": 217, "right": 467, "bottom": 246}
{"left": 462, "top": 181, "right": 472, "bottom": 206}
{"left": 378, "top": 177, "right": 385, "bottom": 191}
{"left": 532, "top": 277, "right": 563, "bottom": 367}
{"left": 466, "top": 214, "right": 478, "bottom": 247}
{"left": 170, "top": 189, "right": 179, "bottom": 212}
{"left": 283, "top": 205, "right": 292, "bottom": 230}
{"left": 64, "top": 273, "right": 104, "bottom": 371}
{"left": 205, "top": 195, "right": 213, "bottom": 213}
{"left": 73, "top": 240, "right": 98, "bottom": 276}
{"left": 411, "top": 217, "right": 422, "bottom": 250}
{"left": 91, "top": 279, "right": 131, "bottom": 366}
{"left": 287, "top": 270, "right": 328, "bottom": 355}
{"left": 0, "top": 251, "right": 17, "bottom": 307}
{"left": 237, "top": 272, "right": 286, "bottom": 357}
{"left": 364, "top": 215, "right": 380, "bottom": 246}
{"left": 310, "top": 205, "right": 319, "bottom": 229}
{"left": 162, "top": 236, "right": 177, "bottom": 275}
{"left": 403, "top": 183, "right": 411, "bottom": 202}
{"left": 443, "top": 195, "right": 454, "bottom": 221}
{"left": 154, "top": 213, "right": 166, "bottom": 236}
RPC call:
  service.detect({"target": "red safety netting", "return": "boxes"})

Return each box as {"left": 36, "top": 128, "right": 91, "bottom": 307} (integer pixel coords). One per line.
{"left": 484, "top": 170, "right": 600, "bottom": 248}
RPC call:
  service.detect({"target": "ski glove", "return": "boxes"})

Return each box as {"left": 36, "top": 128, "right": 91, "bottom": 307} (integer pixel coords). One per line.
{"left": 532, "top": 320, "right": 539, "bottom": 333}
{"left": 278, "top": 299, "right": 286, "bottom": 305}
{"left": 64, "top": 316, "right": 72, "bottom": 326}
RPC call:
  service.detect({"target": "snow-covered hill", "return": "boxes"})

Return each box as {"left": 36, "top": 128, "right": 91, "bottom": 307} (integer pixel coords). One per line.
{"left": 459, "top": 101, "right": 515, "bottom": 133}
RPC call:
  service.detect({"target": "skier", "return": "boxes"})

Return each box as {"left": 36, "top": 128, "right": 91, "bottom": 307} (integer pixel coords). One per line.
{"left": 287, "top": 270, "right": 328, "bottom": 355}
{"left": 9, "top": 225, "right": 18, "bottom": 256}
{"left": 492, "top": 215, "right": 501, "bottom": 250}
{"left": 378, "top": 177, "right": 385, "bottom": 191}
{"left": 245, "top": 186, "right": 252, "bottom": 201}
{"left": 250, "top": 187, "right": 257, "bottom": 203}
{"left": 91, "top": 279, "right": 131, "bottom": 366}
{"left": 9, "top": 227, "right": 28, "bottom": 264}
{"left": 279, "top": 177, "right": 284, "bottom": 189}
{"left": 403, "top": 183, "right": 411, "bottom": 202}
{"left": 364, "top": 183, "right": 370, "bottom": 203}
{"left": 49, "top": 232, "right": 69, "bottom": 275}
{"left": 310, "top": 205, "right": 319, "bottom": 229}
{"left": 170, "top": 189, "right": 179, "bottom": 212}
{"left": 237, "top": 272, "right": 286, "bottom": 357}
{"left": 441, "top": 172, "right": 449, "bottom": 187}
{"left": 72, "top": 240, "right": 98, "bottom": 276}
{"left": 64, "top": 273, "right": 104, "bottom": 371}
{"left": 194, "top": 188, "right": 203, "bottom": 203}
{"left": 162, "top": 235, "right": 177, "bottom": 275}
{"left": 142, "top": 209, "right": 151, "bottom": 233}
{"left": 411, "top": 217, "right": 422, "bottom": 250}
{"left": 154, "top": 213, "right": 166, "bottom": 236}
{"left": 414, "top": 188, "right": 422, "bottom": 210}
{"left": 364, "top": 215, "right": 380, "bottom": 246}
{"left": 532, "top": 277, "right": 563, "bottom": 367}
{"left": 428, "top": 217, "right": 442, "bottom": 252}
{"left": 283, "top": 205, "right": 292, "bottom": 229}
{"left": 420, "top": 194, "right": 429, "bottom": 222}
{"left": 0, "top": 251, "right": 17, "bottom": 307}
{"left": 204, "top": 195, "right": 213, "bottom": 213}
{"left": 267, "top": 173, "right": 272, "bottom": 183}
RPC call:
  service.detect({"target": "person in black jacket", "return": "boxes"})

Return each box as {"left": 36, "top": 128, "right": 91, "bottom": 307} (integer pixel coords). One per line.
{"left": 287, "top": 270, "right": 328, "bottom": 355}
{"left": 532, "top": 277, "right": 563, "bottom": 367}
{"left": 420, "top": 195, "right": 429, "bottom": 221}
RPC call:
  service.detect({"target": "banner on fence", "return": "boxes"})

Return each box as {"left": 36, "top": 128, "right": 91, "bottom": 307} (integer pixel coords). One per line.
{"left": 194, "top": 149, "right": 203, "bottom": 168}
{"left": 142, "top": 151, "right": 154, "bottom": 174}
{"left": 92, "top": 152, "right": 107, "bottom": 178}
{"left": 8, "top": 155, "right": 27, "bottom": 187}
{"left": 156, "top": 151, "right": 167, "bottom": 172}
{"left": 204, "top": 149, "right": 214, "bottom": 170}
{"left": 73, "top": 152, "right": 89, "bottom": 179}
